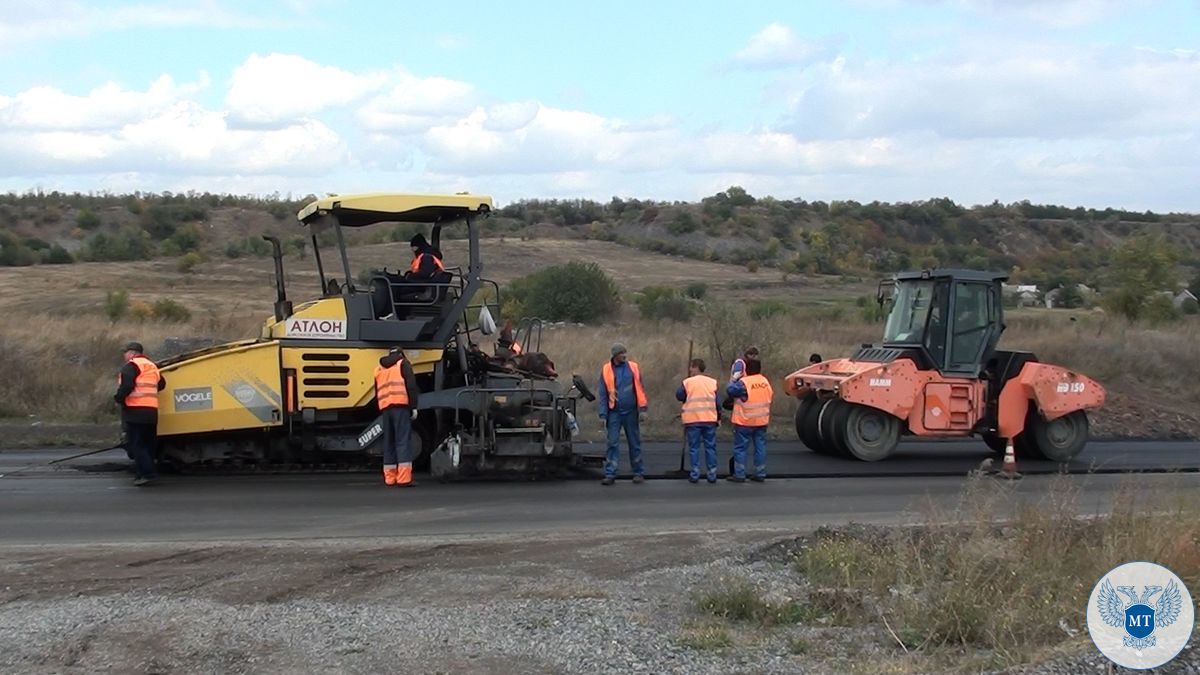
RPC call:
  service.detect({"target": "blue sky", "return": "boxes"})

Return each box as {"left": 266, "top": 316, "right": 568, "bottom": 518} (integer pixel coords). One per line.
{"left": 0, "top": 0, "right": 1197, "bottom": 211}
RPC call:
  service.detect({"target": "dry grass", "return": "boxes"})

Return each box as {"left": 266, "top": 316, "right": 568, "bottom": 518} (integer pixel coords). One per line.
{"left": 789, "top": 474, "right": 1200, "bottom": 669}
{"left": 0, "top": 241, "right": 1196, "bottom": 441}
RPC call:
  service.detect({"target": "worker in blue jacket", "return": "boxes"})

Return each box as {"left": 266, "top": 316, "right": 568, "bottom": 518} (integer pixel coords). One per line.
{"left": 596, "top": 343, "right": 648, "bottom": 485}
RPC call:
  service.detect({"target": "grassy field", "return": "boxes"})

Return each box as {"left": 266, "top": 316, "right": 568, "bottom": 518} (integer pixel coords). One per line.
{"left": 0, "top": 238, "right": 1196, "bottom": 444}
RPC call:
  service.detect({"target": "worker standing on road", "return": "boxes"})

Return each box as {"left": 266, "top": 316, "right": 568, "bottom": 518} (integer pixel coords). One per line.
{"left": 676, "top": 358, "right": 721, "bottom": 483}
{"left": 374, "top": 346, "right": 421, "bottom": 487}
{"left": 114, "top": 342, "right": 165, "bottom": 487}
{"left": 597, "top": 343, "right": 648, "bottom": 486}
{"left": 725, "top": 357, "right": 774, "bottom": 482}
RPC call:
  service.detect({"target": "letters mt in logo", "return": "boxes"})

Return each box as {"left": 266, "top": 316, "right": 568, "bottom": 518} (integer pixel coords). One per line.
{"left": 1087, "top": 561, "right": 1194, "bottom": 670}
{"left": 1096, "top": 579, "right": 1182, "bottom": 649}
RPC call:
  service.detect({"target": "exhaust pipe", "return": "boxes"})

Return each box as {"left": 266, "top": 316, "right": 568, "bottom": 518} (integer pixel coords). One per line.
{"left": 263, "top": 235, "right": 293, "bottom": 322}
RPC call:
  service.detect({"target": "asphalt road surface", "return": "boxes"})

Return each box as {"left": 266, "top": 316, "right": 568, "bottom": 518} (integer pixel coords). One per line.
{"left": 0, "top": 439, "right": 1196, "bottom": 546}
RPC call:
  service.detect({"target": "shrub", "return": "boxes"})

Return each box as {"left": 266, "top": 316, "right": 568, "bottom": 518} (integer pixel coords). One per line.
{"left": 683, "top": 282, "right": 708, "bottom": 300}
{"left": 129, "top": 301, "right": 154, "bottom": 321}
{"left": 81, "top": 227, "right": 154, "bottom": 261}
{"left": 746, "top": 259, "right": 760, "bottom": 273}
{"left": 636, "top": 286, "right": 694, "bottom": 322}
{"left": 152, "top": 298, "right": 192, "bottom": 323}
{"left": 76, "top": 209, "right": 102, "bottom": 230}
{"left": 1182, "top": 296, "right": 1200, "bottom": 316}
{"left": 505, "top": 261, "right": 620, "bottom": 323}
{"left": 40, "top": 245, "right": 74, "bottom": 264}
{"left": 1142, "top": 294, "right": 1180, "bottom": 325}
{"left": 749, "top": 300, "right": 791, "bottom": 321}
{"left": 0, "top": 232, "right": 37, "bottom": 266}
{"left": 104, "top": 289, "right": 129, "bottom": 322}
{"left": 177, "top": 251, "right": 204, "bottom": 273}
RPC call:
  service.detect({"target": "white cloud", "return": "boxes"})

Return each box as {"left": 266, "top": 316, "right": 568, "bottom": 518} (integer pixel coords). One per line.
{"left": 780, "top": 46, "right": 1200, "bottom": 141}
{"left": 0, "top": 99, "right": 348, "bottom": 177}
{"left": 0, "top": 74, "right": 209, "bottom": 130}
{"left": 226, "top": 53, "right": 389, "bottom": 125}
{"left": 734, "top": 23, "right": 833, "bottom": 69}
{"left": 0, "top": 1, "right": 277, "bottom": 49}
{"left": 356, "top": 74, "right": 477, "bottom": 133}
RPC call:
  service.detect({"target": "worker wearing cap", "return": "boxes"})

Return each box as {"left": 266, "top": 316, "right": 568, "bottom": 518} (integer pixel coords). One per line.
{"left": 374, "top": 346, "right": 421, "bottom": 487}
{"left": 725, "top": 357, "right": 773, "bottom": 482}
{"left": 676, "top": 358, "right": 721, "bottom": 483}
{"left": 407, "top": 233, "right": 445, "bottom": 280}
{"left": 113, "top": 342, "right": 165, "bottom": 486}
{"left": 597, "top": 343, "right": 648, "bottom": 485}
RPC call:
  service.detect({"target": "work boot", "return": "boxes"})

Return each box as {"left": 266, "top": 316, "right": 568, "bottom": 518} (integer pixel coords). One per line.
{"left": 688, "top": 476, "right": 699, "bottom": 484}
{"left": 601, "top": 477, "right": 615, "bottom": 486}
{"left": 133, "top": 477, "right": 151, "bottom": 487}
{"left": 725, "top": 475, "right": 746, "bottom": 483}
{"left": 750, "top": 476, "right": 765, "bottom": 483}
{"left": 632, "top": 475, "right": 645, "bottom": 484}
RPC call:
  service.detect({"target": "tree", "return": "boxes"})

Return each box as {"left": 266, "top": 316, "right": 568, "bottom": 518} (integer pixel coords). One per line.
{"left": 1055, "top": 284, "right": 1085, "bottom": 309}
{"left": 1191, "top": 268, "right": 1200, "bottom": 295}
{"left": 504, "top": 261, "right": 620, "bottom": 324}
{"left": 1101, "top": 236, "right": 1177, "bottom": 321}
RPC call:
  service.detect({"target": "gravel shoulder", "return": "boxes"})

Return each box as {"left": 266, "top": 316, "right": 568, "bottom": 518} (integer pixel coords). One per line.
{"left": 2, "top": 531, "right": 1193, "bottom": 674}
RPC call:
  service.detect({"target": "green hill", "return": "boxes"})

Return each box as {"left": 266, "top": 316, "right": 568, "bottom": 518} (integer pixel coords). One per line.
{"left": 1, "top": 188, "right": 1198, "bottom": 293}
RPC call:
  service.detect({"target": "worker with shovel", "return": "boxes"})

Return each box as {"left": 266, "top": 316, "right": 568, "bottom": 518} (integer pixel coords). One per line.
{"left": 676, "top": 358, "right": 721, "bottom": 483}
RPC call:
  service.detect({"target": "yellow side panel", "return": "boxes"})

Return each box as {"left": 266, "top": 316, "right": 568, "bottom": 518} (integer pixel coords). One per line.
{"left": 282, "top": 346, "right": 444, "bottom": 410}
{"left": 265, "top": 297, "right": 348, "bottom": 340}
{"left": 158, "top": 342, "right": 284, "bottom": 436}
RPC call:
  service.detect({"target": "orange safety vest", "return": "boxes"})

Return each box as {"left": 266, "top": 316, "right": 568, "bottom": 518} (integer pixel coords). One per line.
{"left": 732, "top": 373, "right": 773, "bottom": 427}
{"left": 681, "top": 374, "right": 718, "bottom": 425}
{"left": 602, "top": 360, "right": 648, "bottom": 410}
{"left": 374, "top": 359, "right": 410, "bottom": 410}
{"left": 410, "top": 252, "right": 445, "bottom": 275}
{"left": 121, "top": 356, "right": 160, "bottom": 409}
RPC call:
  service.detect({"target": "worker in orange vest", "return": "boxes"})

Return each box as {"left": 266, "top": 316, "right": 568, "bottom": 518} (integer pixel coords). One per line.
{"left": 597, "top": 342, "right": 648, "bottom": 485}
{"left": 675, "top": 358, "right": 721, "bottom": 483}
{"left": 374, "top": 346, "right": 421, "bottom": 487}
{"left": 113, "top": 341, "right": 165, "bottom": 486}
{"left": 725, "top": 356, "right": 773, "bottom": 482}
{"left": 407, "top": 233, "right": 445, "bottom": 280}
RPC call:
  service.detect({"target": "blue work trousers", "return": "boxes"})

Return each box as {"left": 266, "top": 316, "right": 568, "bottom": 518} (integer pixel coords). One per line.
{"left": 732, "top": 425, "right": 767, "bottom": 479}
{"left": 604, "top": 412, "right": 644, "bottom": 478}
{"left": 686, "top": 424, "right": 718, "bottom": 481}
{"left": 381, "top": 406, "right": 413, "bottom": 465}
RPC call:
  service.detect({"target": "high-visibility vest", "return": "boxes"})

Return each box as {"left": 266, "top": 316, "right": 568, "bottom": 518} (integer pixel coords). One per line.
{"left": 732, "top": 373, "right": 773, "bottom": 427}
{"left": 410, "top": 252, "right": 445, "bottom": 275}
{"left": 602, "top": 360, "right": 647, "bottom": 410}
{"left": 681, "top": 374, "right": 718, "bottom": 425}
{"left": 374, "top": 359, "right": 410, "bottom": 410}
{"left": 122, "top": 356, "right": 160, "bottom": 409}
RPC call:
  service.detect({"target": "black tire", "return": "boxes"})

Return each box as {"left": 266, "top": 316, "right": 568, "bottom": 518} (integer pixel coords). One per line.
{"left": 800, "top": 396, "right": 827, "bottom": 453}
{"left": 1026, "top": 409, "right": 1089, "bottom": 462}
{"left": 818, "top": 399, "right": 851, "bottom": 458}
{"left": 794, "top": 392, "right": 816, "bottom": 448}
{"left": 841, "top": 404, "right": 901, "bottom": 462}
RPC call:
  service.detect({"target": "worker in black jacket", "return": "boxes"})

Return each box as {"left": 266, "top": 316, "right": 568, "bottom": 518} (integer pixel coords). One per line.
{"left": 373, "top": 347, "right": 421, "bottom": 487}
{"left": 113, "top": 342, "right": 166, "bottom": 486}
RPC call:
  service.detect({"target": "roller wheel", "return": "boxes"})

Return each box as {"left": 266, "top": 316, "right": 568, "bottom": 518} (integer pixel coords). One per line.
{"left": 841, "top": 404, "right": 901, "bottom": 462}
{"left": 800, "top": 397, "right": 828, "bottom": 453}
{"left": 818, "top": 399, "right": 852, "bottom": 458}
{"left": 1026, "top": 409, "right": 1089, "bottom": 462}
{"left": 794, "top": 392, "right": 816, "bottom": 442}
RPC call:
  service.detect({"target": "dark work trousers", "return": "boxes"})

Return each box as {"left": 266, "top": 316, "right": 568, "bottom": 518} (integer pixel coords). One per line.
{"left": 381, "top": 406, "right": 413, "bottom": 465}
{"left": 125, "top": 421, "right": 158, "bottom": 480}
